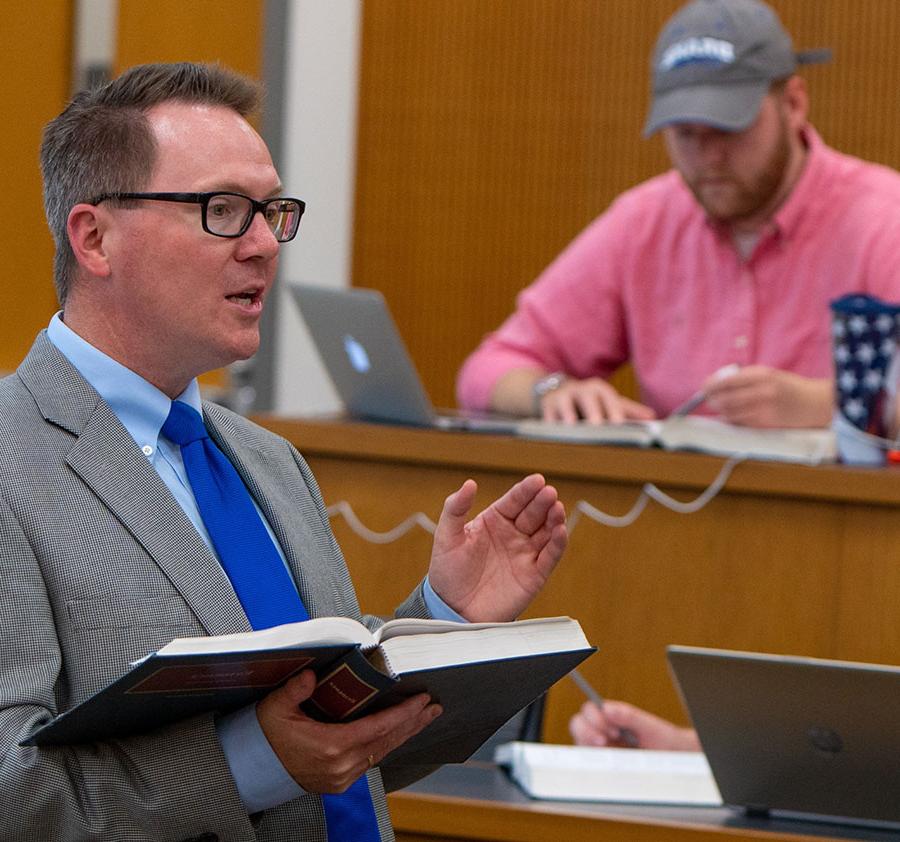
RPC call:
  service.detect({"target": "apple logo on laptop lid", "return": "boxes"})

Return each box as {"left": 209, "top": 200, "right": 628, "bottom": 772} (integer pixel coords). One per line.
{"left": 343, "top": 334, "right": 371, "bottom": 373}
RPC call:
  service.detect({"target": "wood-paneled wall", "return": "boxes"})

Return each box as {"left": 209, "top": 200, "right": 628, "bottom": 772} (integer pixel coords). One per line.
{"left": 353, "top": 1, "right": 900, "bottom": 408}
{"left": 1, "top": 2, "right": 72, "bottom": 373}
{"left": 115, "top": 0, "right": 262, "bottom": 80}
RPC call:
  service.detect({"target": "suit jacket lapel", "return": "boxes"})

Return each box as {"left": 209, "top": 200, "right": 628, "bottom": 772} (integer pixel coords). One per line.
{"left": 18, "top": 334, "right": 250, "bottom": 636}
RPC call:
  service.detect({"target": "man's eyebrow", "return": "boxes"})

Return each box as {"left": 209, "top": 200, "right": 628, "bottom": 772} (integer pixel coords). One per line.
{"left": 199, "top": 183, "right": 286, "bottom": 197}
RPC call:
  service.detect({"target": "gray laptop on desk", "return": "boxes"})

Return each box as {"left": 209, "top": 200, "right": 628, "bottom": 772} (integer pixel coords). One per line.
{"left": 667, "top": 645, "right": 900, "bottom": 830}
{"left": 288, "top": 283, "right": 516, "bottom": 432}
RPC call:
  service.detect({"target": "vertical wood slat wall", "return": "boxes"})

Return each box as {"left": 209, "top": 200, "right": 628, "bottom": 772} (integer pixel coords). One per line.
{"left": 353, "top": 0, "right": 900, "bottom": 409}
{"left": 115, "top": 0, "right": 262, "bottom": 81}
{"left": 1, "top": 2, "right": 72, "bottom": 374}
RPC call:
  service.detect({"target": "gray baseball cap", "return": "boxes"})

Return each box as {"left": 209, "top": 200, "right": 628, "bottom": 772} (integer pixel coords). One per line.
{"left": 644, "top": 0, "right": 830, "bottom": 136}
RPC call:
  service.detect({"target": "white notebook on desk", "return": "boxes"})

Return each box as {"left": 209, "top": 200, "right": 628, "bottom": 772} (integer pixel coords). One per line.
{"left": 515, "top": 415, "right": 837, "bottom": 465}
{"left": 495, "top": 741, "right": 722, "bottom": 806}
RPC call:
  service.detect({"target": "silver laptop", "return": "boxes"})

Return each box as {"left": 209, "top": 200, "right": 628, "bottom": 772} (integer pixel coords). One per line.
{"left": 288, "top": 283, "right": 516, "bottom": 432}
{"left": 667, "top": 644, "right": 900, "bottom": 830}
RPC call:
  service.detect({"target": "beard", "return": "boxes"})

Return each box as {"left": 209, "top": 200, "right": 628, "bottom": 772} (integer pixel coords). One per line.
{"left": 682, "top": 115, "right": 792, "bottom": 224}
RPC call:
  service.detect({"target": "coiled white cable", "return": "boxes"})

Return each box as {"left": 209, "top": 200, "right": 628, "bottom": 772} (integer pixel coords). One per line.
{"left": 326, "top": 454, "right": 745, "bottom": 540}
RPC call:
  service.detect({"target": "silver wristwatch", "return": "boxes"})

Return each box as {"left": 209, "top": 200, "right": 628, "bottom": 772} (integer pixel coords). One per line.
{"left": 532, "top": 372, "right": 567, "bottom": 414}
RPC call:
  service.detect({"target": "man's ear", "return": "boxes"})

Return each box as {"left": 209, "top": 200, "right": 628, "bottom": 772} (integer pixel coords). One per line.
{"left": 67, "top": 203, "right": 113, "bottom": 278}
{"left": 782, "top": 74, "right": 810, "bottom": 130}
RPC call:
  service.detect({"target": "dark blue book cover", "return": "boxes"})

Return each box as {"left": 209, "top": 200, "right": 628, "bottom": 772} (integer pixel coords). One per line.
{"left": 23, "top": 617, "right": 595, "bottom": 765}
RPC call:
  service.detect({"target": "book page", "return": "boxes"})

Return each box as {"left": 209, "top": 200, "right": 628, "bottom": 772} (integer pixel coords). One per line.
{"left": 657, "top": 416, "right": 837, "bottom": 464}
{"left": 496, "top": 741, "right": 722, "bottom": 806}
{"left": 374, "top": 615, "right": 580, "bottom": 642}
{"left": 378, "top": 616, "right": 591, "bottom": 674}
{"left": 515, "top": 419, "right": 661, "bottom": 445}
{"left": 158, "top": 616, "right": 375, "bottom": 656}
{"left": 515, "top": 416, "right": 836, "bottom": 464}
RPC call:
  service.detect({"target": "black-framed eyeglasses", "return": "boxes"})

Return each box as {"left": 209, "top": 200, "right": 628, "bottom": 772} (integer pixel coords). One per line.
{"left": 89, "top": 191, "right": 305, "bottom": 242}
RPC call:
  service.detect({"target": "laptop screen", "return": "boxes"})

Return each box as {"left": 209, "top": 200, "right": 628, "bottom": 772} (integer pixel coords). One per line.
{"left": 667, "top": 645, "right": 900, "bottom": 830}
{"left": 288, "top": 283, "right": 436, "bottom": 425}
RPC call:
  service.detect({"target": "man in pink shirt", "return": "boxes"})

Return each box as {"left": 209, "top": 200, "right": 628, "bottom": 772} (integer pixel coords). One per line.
{"left": 457, "top": 0, "right": 900, "bottom": 429}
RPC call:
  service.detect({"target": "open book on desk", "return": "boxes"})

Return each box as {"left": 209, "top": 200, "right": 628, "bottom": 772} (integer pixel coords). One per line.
{"left": 495, "top": 741, "right": 722, "bottom": 806}
{"left": 516, "top": 415, "right": 837, "bottom": 465}
{"left": 23, "top": 615, "right": 594, "bottom": 766}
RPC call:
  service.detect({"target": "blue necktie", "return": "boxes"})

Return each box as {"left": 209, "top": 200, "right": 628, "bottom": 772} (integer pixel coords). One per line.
{"left": 162, "top": 400, "right": 381, "bottom": 841}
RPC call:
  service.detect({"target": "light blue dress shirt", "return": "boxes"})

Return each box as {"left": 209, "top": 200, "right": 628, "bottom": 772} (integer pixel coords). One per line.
{"left": 46, "top": 313, "right": 463, "bottom": 814}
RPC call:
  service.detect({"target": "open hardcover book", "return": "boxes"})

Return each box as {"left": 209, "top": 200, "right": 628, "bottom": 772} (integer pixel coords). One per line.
{"left": 516, "top": 416, "right": 837, "bottom": 465}
{"left": 24, "top": 615, "right": 594, "bottom": 766}
{"left": 495, "top": 741, "right": 722, "bottom": 806}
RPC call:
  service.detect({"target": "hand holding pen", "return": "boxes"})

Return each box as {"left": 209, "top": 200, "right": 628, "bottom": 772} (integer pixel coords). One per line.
{"left": 569, "top": 670, "right": 703, "bottom": 752}
{"left": 569, "top": 669, "right": 640, "bottom": 748}
{"left": 685, "top": 364, "right": 832, "bottom": 428}
{"left": 670, "top": 364, "right": 741, "bottom": 418}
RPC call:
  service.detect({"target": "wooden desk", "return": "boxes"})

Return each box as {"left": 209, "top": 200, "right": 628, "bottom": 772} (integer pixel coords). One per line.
{"left": 255, "top": 416, "right": 900, "bottom": 741}
{"left": 388, "top": 764, "right": 900, "bottom": 842}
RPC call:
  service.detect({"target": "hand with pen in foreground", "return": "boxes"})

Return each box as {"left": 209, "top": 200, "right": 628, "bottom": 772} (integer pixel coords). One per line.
{"left": 569, "top": 697, "right": 701, "bottom": 752}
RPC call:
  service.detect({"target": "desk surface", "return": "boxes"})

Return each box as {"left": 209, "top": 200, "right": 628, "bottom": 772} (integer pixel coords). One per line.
{"left": 389, "top": 763, "right": 900, "bottom": 842}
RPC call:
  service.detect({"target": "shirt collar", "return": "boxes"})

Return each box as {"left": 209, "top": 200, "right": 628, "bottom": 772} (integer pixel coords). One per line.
{"left": 46, "top": 313, "right": 203, "bottom": 451}
{"left": 765, "top": 125, "right": 826, "bottom": 239}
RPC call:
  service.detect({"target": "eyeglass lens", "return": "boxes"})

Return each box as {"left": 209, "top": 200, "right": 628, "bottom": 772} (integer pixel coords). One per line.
{"left": 206, "top": 194, "right": 302, "bottom": 241}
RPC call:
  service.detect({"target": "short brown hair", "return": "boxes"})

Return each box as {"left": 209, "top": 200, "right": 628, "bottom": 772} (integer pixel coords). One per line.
{"left": 40, "top": 62, "right": 262, "bottom": 304}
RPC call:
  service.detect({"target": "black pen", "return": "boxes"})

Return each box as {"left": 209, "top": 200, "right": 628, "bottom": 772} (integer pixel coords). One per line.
{"left": 570, "top": 668, "right": 640, "bottom": 748}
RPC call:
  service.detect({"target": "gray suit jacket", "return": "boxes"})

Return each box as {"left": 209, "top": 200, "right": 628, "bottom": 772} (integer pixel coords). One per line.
{"left": 0, "top": 333, "right": 430, "bottom": 842}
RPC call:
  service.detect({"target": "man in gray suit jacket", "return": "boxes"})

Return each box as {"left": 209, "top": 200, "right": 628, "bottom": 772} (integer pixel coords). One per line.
{"left": 0, "top": 63, "right": 568, "bottom": 841}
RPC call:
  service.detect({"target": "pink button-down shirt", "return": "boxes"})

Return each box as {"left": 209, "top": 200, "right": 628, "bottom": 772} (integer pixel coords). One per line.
{"left": 457, "top": 129, "right": 900, "bottom": 417}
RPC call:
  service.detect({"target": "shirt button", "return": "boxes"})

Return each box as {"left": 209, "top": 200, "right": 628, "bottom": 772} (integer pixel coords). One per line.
{"left": 734, "top": 335, "right": 748, "bottom": 349}
{"left": 142, "top": 445, "right": 154, "bottom": 457}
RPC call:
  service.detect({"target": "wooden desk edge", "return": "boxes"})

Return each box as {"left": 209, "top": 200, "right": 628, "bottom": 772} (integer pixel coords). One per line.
{"left": 254, "top": 415, "right": 900, "bottom": 508}
{"left": 387, "top": 788, "right": 849, "bottom": 842}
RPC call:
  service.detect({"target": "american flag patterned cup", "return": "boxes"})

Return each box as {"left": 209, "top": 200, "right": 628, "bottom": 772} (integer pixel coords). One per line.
{"left": 830, "top": 293, "right": 900, "bottom": 465}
